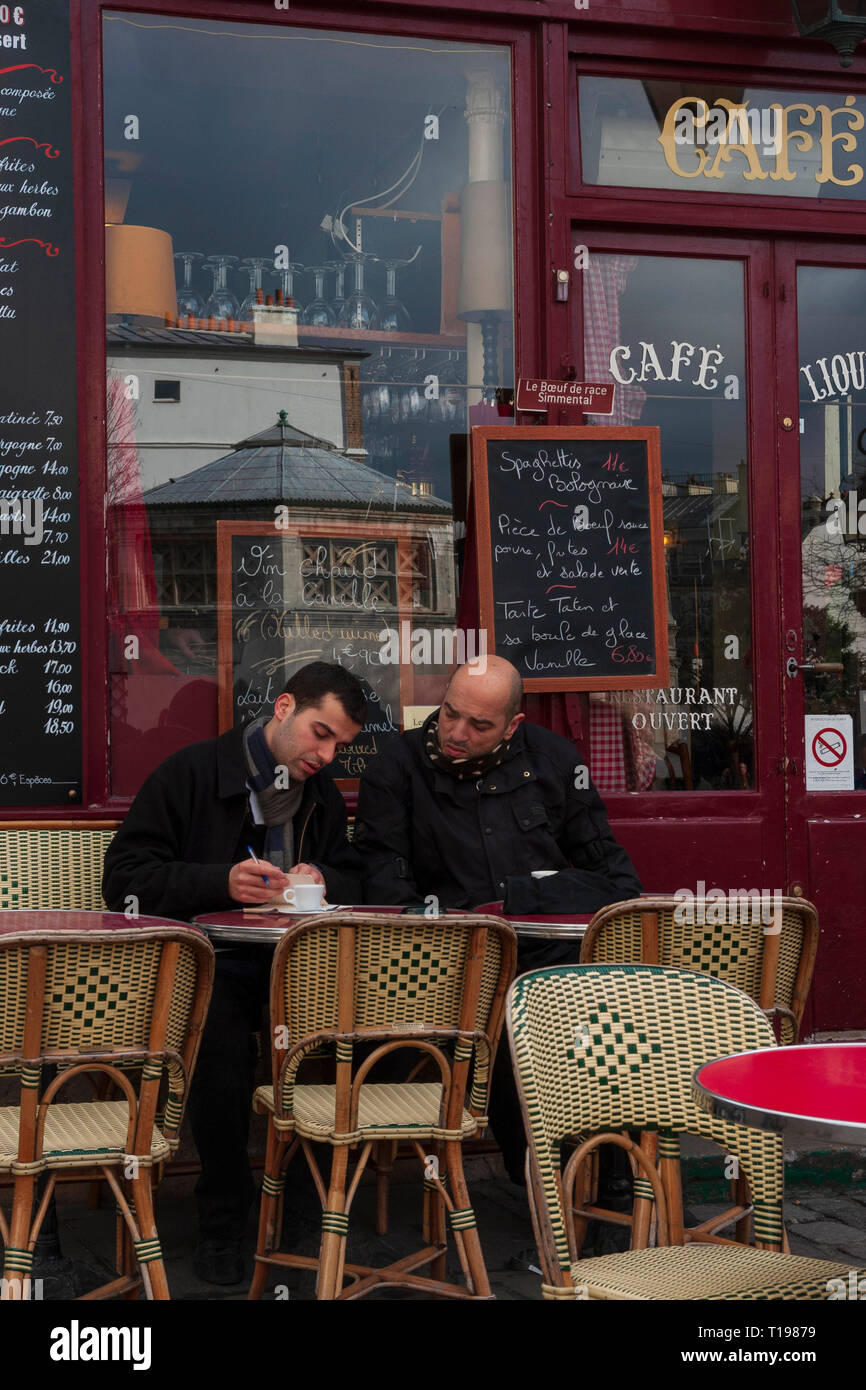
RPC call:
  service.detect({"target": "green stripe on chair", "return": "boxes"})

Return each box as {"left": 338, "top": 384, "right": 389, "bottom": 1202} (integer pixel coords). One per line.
{"left": 321, "top": 1210, "right": 349, "bottom": 1236}
{"left": 261, "top": 1173, "right": 285, "bottom": 1196}
{"left": 448, "top": 1206, "right": 477, "bottom": 1231}
{"left": 3, "top": 1247, "right": 33, "bottom": 1273}
{"left": 133, "top": 1237, "right": 163, "bottom": 1264}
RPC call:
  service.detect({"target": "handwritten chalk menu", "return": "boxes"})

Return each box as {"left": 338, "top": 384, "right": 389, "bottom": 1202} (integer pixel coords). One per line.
{"left": 217, "top": 520, "right": 442, "bottom": 784}
{"left": 0, "top": 0, "right": 81, "bottom": 804}
{"left": 473, "top": 427, "right": 668, "bottom": 691}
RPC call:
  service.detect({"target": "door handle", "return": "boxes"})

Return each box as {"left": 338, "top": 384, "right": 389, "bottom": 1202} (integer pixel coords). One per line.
{"left": 786, "top": 658, "right": 844, "bottom": 678}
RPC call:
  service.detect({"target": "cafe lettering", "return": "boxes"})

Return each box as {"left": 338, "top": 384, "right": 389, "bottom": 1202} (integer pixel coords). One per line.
{"left": 659, "top": 94, "right": 865, "bottom": 186}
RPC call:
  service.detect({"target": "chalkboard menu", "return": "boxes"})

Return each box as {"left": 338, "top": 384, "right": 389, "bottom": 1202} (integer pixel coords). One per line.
{"left": 473, "top": 427, "right": 668, "bottom": 691}
{"left": 0, "top": 0, "right": 81, "bottom": 805}
{"left": 217, "top": 519, "right": 447, "bottom": 784}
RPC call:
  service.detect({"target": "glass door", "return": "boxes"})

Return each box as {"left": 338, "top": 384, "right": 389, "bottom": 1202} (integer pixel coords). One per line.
{"left": 777, "top": 243, "right": 866, "bottom": 1030}
{"left": 569, "top": 231, "right": 785, "bottom": 898}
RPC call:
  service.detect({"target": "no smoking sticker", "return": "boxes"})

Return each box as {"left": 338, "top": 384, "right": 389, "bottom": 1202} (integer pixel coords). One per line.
{"left": 805, "top": 715, "right": 854, "bottom": 790}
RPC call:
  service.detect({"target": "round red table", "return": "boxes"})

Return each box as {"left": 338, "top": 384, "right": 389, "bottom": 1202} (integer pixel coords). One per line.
{"left": 693, "top": 1043, "right": 866, "bottom": 1147}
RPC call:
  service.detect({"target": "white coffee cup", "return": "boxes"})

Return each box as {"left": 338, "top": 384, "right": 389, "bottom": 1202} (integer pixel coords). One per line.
{"left": 282, "top": 882, "right": 325, "bottom": 911}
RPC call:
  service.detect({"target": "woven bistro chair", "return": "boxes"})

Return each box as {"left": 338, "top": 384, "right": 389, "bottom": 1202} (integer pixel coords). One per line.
{"left": 249, "top": 912, "right": 517, "bottom": 1301}
{"left": 575, "top": 894, "right": 819, "bottom": 1249}
{"left": 0, "top": 912, "right": 214, "bottom": 1300}
{"left": 508, "top": 963, "right": 858, "bottom": 1299}
{"left": 581, "top": 895, "right": 818, "bottom": 1045}
{"left": 0, "top": 823, "right": 119, "bottom": 911}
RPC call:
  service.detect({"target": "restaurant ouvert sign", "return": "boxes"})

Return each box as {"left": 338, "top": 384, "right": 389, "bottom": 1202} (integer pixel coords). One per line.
{"left": 658, "top": 96, "right": 865, "bottom": 188}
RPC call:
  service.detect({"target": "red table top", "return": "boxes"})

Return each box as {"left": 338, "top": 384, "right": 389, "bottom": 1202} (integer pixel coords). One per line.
{"left": 0, "top": 910, "right": 200, "bottom": 935}
{"left": 696, "top": 1044, "right": 866, "bottom": 1125}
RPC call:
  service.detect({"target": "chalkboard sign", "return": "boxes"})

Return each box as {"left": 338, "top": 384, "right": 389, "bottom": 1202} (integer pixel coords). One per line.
{"left": 473, "top": 427, "right": 668, "bottom": 691}
{"left": 0, "top": 0, "right": 82, "bottom": 805}
{"left": 217, "top": 519, "right": 447, "bottom": 785}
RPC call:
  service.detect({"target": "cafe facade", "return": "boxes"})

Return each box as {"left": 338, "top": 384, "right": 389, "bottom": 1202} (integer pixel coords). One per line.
{"left": 3, "top": 0, "right": 866, "bottom": 1033}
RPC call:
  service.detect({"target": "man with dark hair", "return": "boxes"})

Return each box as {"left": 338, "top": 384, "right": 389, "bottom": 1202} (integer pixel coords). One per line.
{"left": 103, "top": 661, "right": 366, "bottom": 1284}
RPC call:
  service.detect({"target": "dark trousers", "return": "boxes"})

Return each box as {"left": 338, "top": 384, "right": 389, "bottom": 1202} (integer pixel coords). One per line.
{"left": 187, "top": 946, "right": 272, "bottom": 1242}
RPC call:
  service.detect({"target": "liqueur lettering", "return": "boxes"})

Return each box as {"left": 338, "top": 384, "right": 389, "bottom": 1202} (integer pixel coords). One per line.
{"left": 659, "top": 95, "right": 865, "bottom": 188}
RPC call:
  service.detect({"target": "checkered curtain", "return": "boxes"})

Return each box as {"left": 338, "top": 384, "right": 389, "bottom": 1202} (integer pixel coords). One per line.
{"left": 589, "top": 696, "right": 657, "bottom": 793}
{"left": 582, "top": 254, "right": 647, "bottom": 427}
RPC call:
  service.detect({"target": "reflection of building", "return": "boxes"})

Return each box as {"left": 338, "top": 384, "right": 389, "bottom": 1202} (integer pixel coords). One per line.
{"left": 137, "top": 410, "right": 453, "bottom": 649}
{"left": 108, "top": 325, "right": 365, "bottom": 492}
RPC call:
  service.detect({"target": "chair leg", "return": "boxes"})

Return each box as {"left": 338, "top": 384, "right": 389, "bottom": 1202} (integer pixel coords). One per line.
{"left": 316, "top": 1146, "right": 350, "bottom": 1301}
{"left": 659, "top": 1139, "right": 684, "bottom": 1246}
{"left": 422, "top": 1142, "right": 447, "bottom": 1283}
{"left": 630, "top": 1132, "right": 658, "bottom": 1249}
{"left": 374, "top": 1140, "right": 397, "bottom": 1236}
{"left": 2, "top": 1175, "right": 35, "bottom": 1300}
{"left": 249, "top": 1123, "right": 290, "bottom": 1301}
{"left": 569, "top": 1149, "right": 595, "bottom": 1258}
{"left": 443, "top": 1139, "right": 490, "bottom": 1298}
{"left": 130, "top": 1170, "right": 169, "bottom": 1301}
{"left": 734, "top": 1171, "right": 752, "bottom": 1244}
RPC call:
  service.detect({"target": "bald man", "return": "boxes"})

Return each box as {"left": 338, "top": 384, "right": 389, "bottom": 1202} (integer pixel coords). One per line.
{"left": 355, "top": 655, "right": 640, "bottom": 927}
{"left": 354, "top": 657, "right": 640, "bottom": 1184}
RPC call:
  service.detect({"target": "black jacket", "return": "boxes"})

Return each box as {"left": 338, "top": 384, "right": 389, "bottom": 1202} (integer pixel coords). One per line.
{"left": 354, "top": 718, "right": 641, "bottom": 913}
{"left": 102, "top": 724, "right": 362, "bottom": 920}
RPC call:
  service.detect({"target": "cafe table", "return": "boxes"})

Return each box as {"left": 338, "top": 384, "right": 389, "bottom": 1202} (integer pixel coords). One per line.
{"left": 693, "top": 1043, "right": 866, "bottom": 1148}
{"left": 192, "top": 903, "right": 592, "bottom": 945}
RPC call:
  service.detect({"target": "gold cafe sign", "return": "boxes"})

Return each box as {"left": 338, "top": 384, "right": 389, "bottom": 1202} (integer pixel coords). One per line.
{"left": 658, "top": 96, "right": 864, "bottom": 188}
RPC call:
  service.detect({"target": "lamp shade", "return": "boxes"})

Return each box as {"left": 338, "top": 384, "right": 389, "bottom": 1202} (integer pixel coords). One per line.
{"left": 106, "top": 224, "right": 177, "bottom": 321}
{"left": 457, "top": 180, "right": 512, "bottom": 322}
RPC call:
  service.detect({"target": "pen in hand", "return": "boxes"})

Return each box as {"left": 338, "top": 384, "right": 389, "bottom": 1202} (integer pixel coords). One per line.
{"left": 247, "top": 845, "right": 269, "bottom": 887}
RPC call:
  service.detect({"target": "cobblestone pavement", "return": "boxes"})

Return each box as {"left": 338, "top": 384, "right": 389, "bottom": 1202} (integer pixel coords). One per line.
{"left": 41, "top": 1159, "right": 866, "bottom": 1302}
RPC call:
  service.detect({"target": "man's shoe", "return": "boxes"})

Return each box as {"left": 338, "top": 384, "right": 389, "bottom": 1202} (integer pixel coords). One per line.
{"left": 507, "top": 1246, "right": 542, "bottom": 1275}
{"left": 193, "top": 1238, "right": 244, "bottom": 1286}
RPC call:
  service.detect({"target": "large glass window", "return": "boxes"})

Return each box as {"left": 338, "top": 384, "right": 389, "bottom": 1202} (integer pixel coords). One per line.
{"left": 576, "top": 250, "right": 753, "bottom": 793}
{"left": 104, "top": 14, "right": 513, "bottom": 795}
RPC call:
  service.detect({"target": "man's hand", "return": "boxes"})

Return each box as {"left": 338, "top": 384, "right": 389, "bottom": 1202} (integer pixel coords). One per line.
{"left": 228, "top": 857, "right": 290, "bottom": 904}
{"left": 289, "top": 862, "right": 325, "bottom": 886}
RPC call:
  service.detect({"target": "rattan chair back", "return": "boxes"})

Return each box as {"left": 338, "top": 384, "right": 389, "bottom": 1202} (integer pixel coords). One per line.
{"left": 581, "top": 895, "right": 819, "bottom": 1044}
{"left": 0, "top": 914, "right": 214, "bottom": 1146}
{"left": 508, "top": 963, "right": 785, "bottom": 1268}
{"left": 269, "top": 912, "right": 516, "bottom": 1131}
{"left": 0, "top": 822, "right": 118, "bottom": 911}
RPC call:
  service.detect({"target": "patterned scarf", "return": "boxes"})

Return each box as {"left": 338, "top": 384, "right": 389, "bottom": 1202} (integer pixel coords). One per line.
{"left": 424, "top": 714, "right": 510, "bottom": 781}
{"left": 242, "top": 716, "right": 304, "bottom": 870}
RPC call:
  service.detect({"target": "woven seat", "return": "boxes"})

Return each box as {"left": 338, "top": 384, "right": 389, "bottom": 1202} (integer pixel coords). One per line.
{"left": 0, "top": 914, "right": 214, "bottom": 1301}
{"left": 508, "top": 963, "right": 855, "bottom": 1300}
{"left": 561, "top": 1244, "right": 855, "bottom": 1301}
{"left": 255, "top": 1082, "right": 480, "bottom": 1143}
{"left": 0, "top": 1101, "right": 171, "bottom": 1172}
{"left": 576, "top": 896, "right": 820, "bottom": 1250}
{"left": 249, "top": 912, "right": 516, "bottom": 1301}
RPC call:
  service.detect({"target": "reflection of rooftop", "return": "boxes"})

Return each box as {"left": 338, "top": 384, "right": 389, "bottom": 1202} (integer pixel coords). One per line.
{"left": 663, "top": 492, "right": 742, "bottom": 526}
{"left": 142, "top": 411, "right": 451, "bottom": 513}
{"left": 107, "top": 322, "right": 363, "bottom": 362}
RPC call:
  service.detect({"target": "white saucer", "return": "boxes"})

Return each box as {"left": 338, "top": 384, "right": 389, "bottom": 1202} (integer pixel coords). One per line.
{"left": 274, "top": 903, "right": 342, "bottom": 915}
